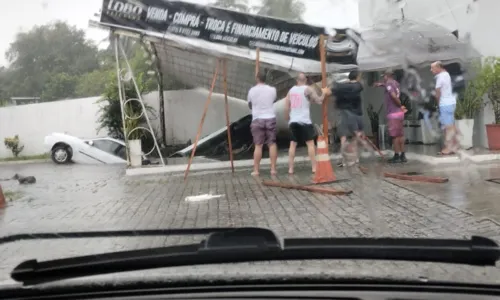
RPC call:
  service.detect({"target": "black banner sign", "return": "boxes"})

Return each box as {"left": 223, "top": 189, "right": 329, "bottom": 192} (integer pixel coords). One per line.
{"left": 100, "top": 0, "right": 356, "bottom": 63}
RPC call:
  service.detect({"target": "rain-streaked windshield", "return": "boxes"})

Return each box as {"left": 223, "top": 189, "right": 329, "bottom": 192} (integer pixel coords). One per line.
{"left": 1, "top": 0, "right": 500, "bottom": 287}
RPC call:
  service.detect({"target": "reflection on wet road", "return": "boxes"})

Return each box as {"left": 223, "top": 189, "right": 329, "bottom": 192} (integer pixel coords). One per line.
{"left": 381, "top": 162, "right": 500, "bottom": 224}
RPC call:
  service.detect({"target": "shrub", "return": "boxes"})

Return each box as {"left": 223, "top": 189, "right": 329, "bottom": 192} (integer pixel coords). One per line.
{"left": 4, "top": 135, "right": 24, "bottom": 157}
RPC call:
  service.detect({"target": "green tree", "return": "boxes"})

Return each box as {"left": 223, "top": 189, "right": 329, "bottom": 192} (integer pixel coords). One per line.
{"left": 41, "top": 73, "right": 77, "bottom": 101}
{"left": 255, "top": 0, "right": 305, "bottom": 22}
{"left": 73, "top": 42, "right": 158, "bottom": 98}
{"left": 74, "top": 69, "right": 114, "bottom": 98}
{"left": 0, "top": 67, "right": 9, "bottom": 101}
{"left": 212, "top": 0, "right": 249, "bottom": 12}
{"left": 454, "top": 57, "right": 500, "bottom": 124}
{"left": 96, "top": 69, "right": 160, "bottom": 152}
{"left": 5, "top": 21, "right": 100, "bottom": 100}
{"left": 96, "top": 41, "right": 159, "bottom": 139}
{"left": 482, "top": 57, "right": 500, "bottom": 124}
{"left": 128, "top": 42, "right": 158, "bottom": 92}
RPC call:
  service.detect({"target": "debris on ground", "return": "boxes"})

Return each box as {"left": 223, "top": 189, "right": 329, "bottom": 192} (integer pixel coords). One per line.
{"left": 12, "top": 174, "right": 36, "bottom": 184}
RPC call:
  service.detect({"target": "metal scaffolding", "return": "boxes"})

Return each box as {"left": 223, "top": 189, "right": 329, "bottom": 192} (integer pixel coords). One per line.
{"left": 113, "top": 33, "right": 165, "bottom": 166}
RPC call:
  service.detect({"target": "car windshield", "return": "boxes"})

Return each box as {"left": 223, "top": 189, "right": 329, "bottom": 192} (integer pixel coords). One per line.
{"left": 92, "top": 139, "right": 123, "bottom": 157}
{"left": 1, "top": 0, "right": 500, "bottom": 291}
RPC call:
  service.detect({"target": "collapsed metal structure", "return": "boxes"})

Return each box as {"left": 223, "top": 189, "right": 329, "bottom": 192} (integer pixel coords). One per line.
{"left": 112, "top": 36, "right": 165, "bottom": 166}
{"left": 92, "top": 0, "right": 365, "bottom": 167}
{"left": 93, "top": 0, "right": 477, "bottom": 181}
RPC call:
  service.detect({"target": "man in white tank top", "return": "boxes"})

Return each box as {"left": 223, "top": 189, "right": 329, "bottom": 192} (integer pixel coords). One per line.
{"left": 285, "top": 73, "right": 330, "bottom": 174}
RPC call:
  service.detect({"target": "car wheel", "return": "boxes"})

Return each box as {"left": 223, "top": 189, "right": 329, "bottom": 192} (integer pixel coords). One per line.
{"left": 51, "top": 145, "right": 73, "bottom": 164}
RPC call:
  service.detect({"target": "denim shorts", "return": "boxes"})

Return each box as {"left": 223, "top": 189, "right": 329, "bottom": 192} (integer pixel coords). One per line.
{"left": 439, "top": 104, "right": 456, "bottom": 128}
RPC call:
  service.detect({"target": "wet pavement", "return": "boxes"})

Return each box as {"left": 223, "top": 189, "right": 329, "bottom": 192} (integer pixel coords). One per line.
{"left": 381, "top": 161, "right": 500, "bottom": 224}
{"left": 1, "top": 161, "right": 500, "bottom": 283}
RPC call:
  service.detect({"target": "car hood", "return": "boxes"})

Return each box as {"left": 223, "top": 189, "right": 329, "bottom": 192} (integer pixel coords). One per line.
{"left": 1, "top": 260, "right": 499, "bottom": 290}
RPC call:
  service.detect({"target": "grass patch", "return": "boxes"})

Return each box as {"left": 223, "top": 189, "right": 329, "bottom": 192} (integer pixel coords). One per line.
{"left": 0, "top": 153, "right": 49, "bottom": 162}
{"left": 4, "top": 190, "right": 24, "bottom": 201}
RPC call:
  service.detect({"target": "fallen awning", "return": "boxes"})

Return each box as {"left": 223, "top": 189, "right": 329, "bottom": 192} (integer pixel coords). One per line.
{"left": 92, "top": 0, "right": 360, "bottom": 74}
{"left": 356, "top": 19, "right": 481, "bottom": 71}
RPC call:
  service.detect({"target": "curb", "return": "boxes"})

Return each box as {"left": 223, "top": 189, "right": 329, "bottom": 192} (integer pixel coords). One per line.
{"left": 126, "top": 150, "right": 500, "bottom": 176}
{"left": 126, "top": 151, "right": 391, "bottom": 176}
{"left": 405, "top": 152, "right": 500, "bottom": 165}
{"left": 0, "top": 159, "right": 50, "bottom": 166}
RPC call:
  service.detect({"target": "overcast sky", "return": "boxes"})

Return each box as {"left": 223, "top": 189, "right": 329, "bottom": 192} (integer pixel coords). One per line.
{"left": 0, "top": 0, "right": 359, "bottom": 67}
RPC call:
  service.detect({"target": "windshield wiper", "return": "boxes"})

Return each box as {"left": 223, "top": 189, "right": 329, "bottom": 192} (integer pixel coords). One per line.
{"left": 10, "top": 227, "right": 500, "bottom": 285}
{"left": 0, "top": 228, "right": 236, "bottom": 245}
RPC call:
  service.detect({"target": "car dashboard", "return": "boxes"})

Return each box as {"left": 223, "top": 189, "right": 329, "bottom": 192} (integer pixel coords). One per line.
{"left": 3, "top": 282, "right": 500, "bottom": 300}
{"left": 86, "top": 290, "right": 500, "bottom": 300}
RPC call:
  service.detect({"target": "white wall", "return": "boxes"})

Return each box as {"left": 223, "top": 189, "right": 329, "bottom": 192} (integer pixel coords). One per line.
{"left": 143, "top": 89, "right": 250, "bottom": 145}
{"left": 0, "top": 88, "right": 335, "bottom": 159}
{"left": 0, "top": 97, "right": 104, "bottom": 158}
{"left": 0, "top": 91, "right": 250, "bottom": 158}
{"left": 0, "top": 91, "right": 253, "bottom": 158}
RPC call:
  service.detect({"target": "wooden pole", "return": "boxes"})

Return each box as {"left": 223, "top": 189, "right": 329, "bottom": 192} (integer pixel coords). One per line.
{"left": 262, "top": 180, "right": 352, "bottom": 196}
{"left": 358, "top": 166, "right": 449, "bottom": 183}
{"left": 222, "top": 58, "right": 234, "bottom": 173}
{"left": 319, "top": 35, "right": 329, "bottom": 141}
{"left": 184, "top": 60, "right": 220, "bottom": 181}
{"left": 255, "top": 48, "right": 260, "bottom": 76}
{"left": 0, "top": 184, "right": 6, "bottom": 209}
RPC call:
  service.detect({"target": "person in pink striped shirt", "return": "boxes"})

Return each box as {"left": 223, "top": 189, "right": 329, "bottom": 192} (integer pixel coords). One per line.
{"left": 376, "top": 69, "right": 408, "bottom": 163}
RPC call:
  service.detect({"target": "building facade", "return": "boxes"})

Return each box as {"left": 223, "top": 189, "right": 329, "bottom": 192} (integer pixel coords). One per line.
{"left": 358, "top": 0, "right": 498, "bottom": 148}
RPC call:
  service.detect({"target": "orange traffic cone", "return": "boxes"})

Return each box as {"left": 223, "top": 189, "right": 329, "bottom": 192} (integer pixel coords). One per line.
{"left": 0, "top": 184, "right": 6, "bottom": 209}
{"left": 312, "top": 136, "right": 337, "bottom": 184}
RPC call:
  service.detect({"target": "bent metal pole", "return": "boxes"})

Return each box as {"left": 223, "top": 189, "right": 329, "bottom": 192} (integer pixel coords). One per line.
{"left": 113, "top": 34, "right": 130, "bottom": 166}
{"left": 255, "top": 48, "right": 260, "bottom": 76}
{"left": 222, "top": 58, "right": 234, "bottom": 173}
{"left": 184, "top": 60, "right": 220, "bottom": 181}
{"left": 0, "top": 184, "right": 6, "bottom": 209}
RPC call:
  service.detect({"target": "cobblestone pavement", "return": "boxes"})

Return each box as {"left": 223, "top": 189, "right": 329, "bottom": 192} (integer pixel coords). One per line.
{"left": 1, "top": 161, "right": 500, "bottom": 284}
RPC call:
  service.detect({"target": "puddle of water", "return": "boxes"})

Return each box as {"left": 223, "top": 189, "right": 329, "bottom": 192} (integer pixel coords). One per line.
{"left": 185, "top": 193, "right": 224, "bottom": 202}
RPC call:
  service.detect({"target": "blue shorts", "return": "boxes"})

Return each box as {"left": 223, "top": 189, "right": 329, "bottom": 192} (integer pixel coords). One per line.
{"left": 439, "top": 104, "right": 456, "bottom": 128}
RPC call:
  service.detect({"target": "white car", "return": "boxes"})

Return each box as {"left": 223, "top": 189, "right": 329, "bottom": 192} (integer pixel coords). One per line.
{"left": 44, "top": 133, "right": 130, "bottom": 164}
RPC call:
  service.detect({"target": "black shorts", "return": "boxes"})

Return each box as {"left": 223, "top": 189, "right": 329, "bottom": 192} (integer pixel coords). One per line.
{"left": 336, "top": 109, "right": 364, "bottom": 137}
{"left": 289, "top": 122, "right": 317, "bottom": 143}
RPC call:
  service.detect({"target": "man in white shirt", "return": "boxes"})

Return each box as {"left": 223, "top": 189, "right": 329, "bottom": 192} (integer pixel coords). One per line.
{"left": 431, "top": 61, "right": 457, "bottom": 155}
{"left": 247, "top": 71, "right": 278, "bottom": 176}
